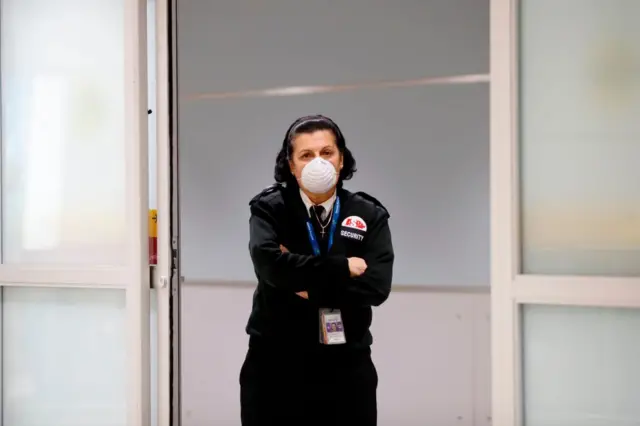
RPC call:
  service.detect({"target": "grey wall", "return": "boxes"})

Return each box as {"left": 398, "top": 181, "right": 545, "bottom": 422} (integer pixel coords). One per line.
{"left": 178, "top": 0, "right": 490, "bottom": 286}
{"left": 177, "top": 0, "right": 491, "bottom": 424}
{"left": 177, "top": 0, "right": 488, "bottom": 96}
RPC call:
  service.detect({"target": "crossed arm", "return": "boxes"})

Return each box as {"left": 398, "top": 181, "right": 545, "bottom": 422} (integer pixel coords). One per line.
{"left": 278, "top": 245, "right": 365, "bottom": 300}
{"left": 249, "top": 200, "right": 394, "bottom": 307}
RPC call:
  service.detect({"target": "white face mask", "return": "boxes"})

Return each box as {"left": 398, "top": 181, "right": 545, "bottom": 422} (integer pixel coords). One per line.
{"left": 300, "top": 157, "right": 338, "bottom": 194}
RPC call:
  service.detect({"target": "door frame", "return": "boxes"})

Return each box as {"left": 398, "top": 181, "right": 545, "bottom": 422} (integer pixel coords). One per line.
{"left": 490, "top": 1, "right": 640, "bottom": 425}
{"left": 153, "top": 0, "right": 177, "bottom": 424}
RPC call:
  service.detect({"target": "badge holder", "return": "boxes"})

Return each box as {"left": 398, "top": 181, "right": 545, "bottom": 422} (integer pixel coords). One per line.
{"left": 319, "top": 308, "right": 347, "bottom": 345}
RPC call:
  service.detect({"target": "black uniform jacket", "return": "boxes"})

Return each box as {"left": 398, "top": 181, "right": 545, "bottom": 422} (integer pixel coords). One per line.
{"left": 245, "top": 183, "right": 394, "bottom": 349}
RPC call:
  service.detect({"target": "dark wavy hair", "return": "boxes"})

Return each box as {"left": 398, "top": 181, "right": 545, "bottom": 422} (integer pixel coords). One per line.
{"left": 274, "top": 115, "right": 357, "bottom": 187}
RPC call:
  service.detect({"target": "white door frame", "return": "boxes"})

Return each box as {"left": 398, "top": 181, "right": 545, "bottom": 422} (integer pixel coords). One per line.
{"left": 0, "top": 0, "right": 151, "bottom": 425}
{"left": 126, "top": 1, "right": 152, "bottom": 424}
{"left": 490, "top": 1, "right": 640, "bottom": 425}
{"left": 153, "top": 0, "right": 174, "bottom": 424}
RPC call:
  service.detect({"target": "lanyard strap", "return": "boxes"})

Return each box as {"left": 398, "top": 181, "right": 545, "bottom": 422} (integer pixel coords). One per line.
{"left": 305, "top": 197, "right": 341, "bottom": 256}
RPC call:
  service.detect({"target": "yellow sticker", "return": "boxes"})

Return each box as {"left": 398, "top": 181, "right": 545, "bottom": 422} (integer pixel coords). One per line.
{"left": 148, "top": 209, "right": 158, "bottom": 238}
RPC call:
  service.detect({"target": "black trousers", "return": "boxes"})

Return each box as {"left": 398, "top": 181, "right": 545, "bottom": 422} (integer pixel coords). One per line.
{"left": 240, "top": 340, "right": 378, "bottom": 426}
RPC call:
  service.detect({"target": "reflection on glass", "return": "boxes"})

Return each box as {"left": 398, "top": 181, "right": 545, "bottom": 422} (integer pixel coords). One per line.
{"left": 522, "top": 304, "right": 640, "bottom": 426}
{"left": 1, "top": 0, "right": 127, "bottom": 265}
{"left": 519, "top": 0, "right": 640, "bottom": 276}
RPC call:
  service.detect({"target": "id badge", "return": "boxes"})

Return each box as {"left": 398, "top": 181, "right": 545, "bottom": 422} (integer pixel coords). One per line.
{"left": 319, "top": 309, "right": 346, "bottom": 345}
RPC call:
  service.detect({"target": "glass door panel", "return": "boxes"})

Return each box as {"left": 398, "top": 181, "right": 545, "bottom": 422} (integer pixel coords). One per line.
{"left": 0, "top": 0, "right": 150, "bottom": 425}
{"left": 521, "top": 304, "right": 640, "bottom": 426}
{"left": 1, "top": 0, "right": 128, "bottom": 266}
{"left": 518, "top": 3, "right": 640, "bottom": 422}
{"left": 490, "top": 1, "right": 640, "bottom": 426}
{"left": 519, "top": 0, "right": 640, "bottom": 276}
{"left": 2, "top": 287, "right": 127, "bottom": 426}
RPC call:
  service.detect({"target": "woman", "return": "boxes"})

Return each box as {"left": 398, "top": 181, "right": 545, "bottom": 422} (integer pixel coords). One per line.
{"left": 240, "top": 115, "right": 394, "bottom": 426}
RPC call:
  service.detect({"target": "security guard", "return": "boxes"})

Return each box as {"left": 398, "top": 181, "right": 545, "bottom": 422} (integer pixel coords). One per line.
{"left": 240, "top": 115, "right": 394, "bottom": 426}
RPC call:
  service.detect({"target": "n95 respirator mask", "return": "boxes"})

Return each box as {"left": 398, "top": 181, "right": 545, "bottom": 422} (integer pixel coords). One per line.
{"left": 300, "top": 157, "right": 338, "bottom": 194}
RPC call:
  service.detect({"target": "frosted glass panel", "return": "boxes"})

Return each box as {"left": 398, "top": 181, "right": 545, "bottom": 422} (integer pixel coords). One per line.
{"left": 147, "top": 0, "right": 157, "bottom": 209}
{"left": 0, "top": 0, "right": 127, "bottom": 264}
{"left": 2, "top": 287, "right": 127, "bottom": 426}
{"left": 519, "top": 1, "right": 640, "bottom": 275}
{"left": 522, "top": 304, "right": 640, "bottom": 426}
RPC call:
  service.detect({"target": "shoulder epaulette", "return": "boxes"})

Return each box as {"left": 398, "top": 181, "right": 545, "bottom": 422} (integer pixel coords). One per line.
{"left": 249, "top": 183, "right": 284, "bottom": 206}
{"left": 354, "top": 191, "right": 390, "bottom": 218}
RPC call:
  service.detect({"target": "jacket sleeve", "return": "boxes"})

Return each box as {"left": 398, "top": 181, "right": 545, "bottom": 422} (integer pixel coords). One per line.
{"left": 248, "top": 198, "right": 351, "bottom": 294}
{"left": 325, "top": 213, "right": 394, "bottom": 307}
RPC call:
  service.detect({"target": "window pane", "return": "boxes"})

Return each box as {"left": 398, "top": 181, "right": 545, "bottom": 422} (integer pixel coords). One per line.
{"left": 2, "top": 287, "right": 126, "bottom": 426}
{"left": 519, "top": 0, "right": 640, "bottom": 275}
{"left": 0, "top": 0, "right": 127, "bottom": 265}
{"left": 521, "top": 304, "right": 640, "bottom": 426}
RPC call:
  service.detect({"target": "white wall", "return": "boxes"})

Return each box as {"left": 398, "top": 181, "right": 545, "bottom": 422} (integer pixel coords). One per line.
{"left": 180, "top": 284, "right": 490, "bottom": 426}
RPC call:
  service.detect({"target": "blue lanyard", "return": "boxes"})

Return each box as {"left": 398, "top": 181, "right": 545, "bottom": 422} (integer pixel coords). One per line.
{"left": 305, "top": 197, "right": 341, "bottom": 256}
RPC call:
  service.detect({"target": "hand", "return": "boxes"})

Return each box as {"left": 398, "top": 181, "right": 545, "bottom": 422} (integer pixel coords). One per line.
{"left": 279, "top": 245, "right": 289, "bottom": 253}
{"left": 348, "top": 257, "right": 367, "bottom": 277}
